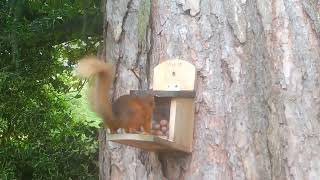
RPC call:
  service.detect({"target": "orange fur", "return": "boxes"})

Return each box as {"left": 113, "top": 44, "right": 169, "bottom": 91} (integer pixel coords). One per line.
{"left": 76, "top": 56, "right": 154, "bottom": 133}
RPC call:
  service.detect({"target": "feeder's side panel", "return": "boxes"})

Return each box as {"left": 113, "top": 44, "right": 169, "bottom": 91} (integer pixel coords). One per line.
{"left": 168, "top": 99, "right": 177, "bottom": 141}
{"left": 171, "top": 98, "right": 195, "bottom": 152}
{"left": 153, "top": 59, "right": 196, "bottom": 91}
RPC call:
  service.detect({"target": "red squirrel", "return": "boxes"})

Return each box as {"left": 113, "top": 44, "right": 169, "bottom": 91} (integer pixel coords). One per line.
{"left": 76, "top": 56, "right": 154, "bottom": 134}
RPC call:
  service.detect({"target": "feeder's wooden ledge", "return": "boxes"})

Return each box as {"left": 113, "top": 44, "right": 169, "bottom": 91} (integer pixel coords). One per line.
{"left": 106, "top": 134, "right": 191, "bottom": 153}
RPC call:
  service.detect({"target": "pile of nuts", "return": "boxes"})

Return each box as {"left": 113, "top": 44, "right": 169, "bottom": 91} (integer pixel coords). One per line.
{"left": 151, "top": 119, "right": 169, "bottom": 137}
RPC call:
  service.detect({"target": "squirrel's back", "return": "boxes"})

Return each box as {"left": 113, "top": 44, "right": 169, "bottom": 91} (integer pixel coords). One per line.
{"left": 76, "top": 56, "right": 154, "bottom": 134}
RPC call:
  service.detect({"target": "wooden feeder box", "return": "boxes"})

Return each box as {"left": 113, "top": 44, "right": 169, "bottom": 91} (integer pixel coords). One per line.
{"left": 106, "top": 59, "right": 196, "bottom": 153}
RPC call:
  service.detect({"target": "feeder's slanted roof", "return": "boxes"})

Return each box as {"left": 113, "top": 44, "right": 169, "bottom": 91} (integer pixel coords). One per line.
{"left": 130, "top": 90, "right": 195, "bottom": 98}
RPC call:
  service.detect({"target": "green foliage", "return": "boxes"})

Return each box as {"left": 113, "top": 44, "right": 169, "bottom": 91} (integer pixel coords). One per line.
{"left": 0, "top": 0, "right": 103, "bottom": 179}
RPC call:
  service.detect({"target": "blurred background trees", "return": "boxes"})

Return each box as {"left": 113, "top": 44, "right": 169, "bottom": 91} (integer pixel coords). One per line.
{"left": 0, "top": 0, "right": 103, "bottom": 179}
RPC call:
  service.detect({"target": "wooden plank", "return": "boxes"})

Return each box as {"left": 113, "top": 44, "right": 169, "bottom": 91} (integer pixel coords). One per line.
{"left": 152, "top": 59, "right": 196, "bottom": 91}
{"left": 130, "top": 90, "right": 195, "bottom": 98}
{"left": 106, "top": 134, "right": 191, "bottom": 153}
{"left": 171, "top": 98, "right": 194, "bottom": 152}
{"left": 168, "top": 99, "right": 176, "bottom": 141}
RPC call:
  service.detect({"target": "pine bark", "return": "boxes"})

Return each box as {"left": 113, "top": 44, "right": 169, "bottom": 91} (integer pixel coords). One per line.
{"left": 99, "top": 0, "right": 320, "bottom": 179}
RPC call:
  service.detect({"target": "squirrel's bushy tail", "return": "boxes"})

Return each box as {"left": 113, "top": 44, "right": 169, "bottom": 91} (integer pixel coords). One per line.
{"left": 76, "top": 56, "right": 115, "bottom": 126}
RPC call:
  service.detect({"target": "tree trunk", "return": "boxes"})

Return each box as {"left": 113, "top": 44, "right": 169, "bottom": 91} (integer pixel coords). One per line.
{"left": 99, "top": 0, "right": 320, "bottom": 179}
